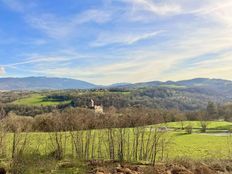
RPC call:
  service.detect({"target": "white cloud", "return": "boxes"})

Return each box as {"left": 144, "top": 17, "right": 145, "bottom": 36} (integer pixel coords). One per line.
{"left": 1, "top": 0, "right": 25, "bottom": 12}
{"left": 26, "top": 14, "right": 73, "bottom": 39}
{"left": 26, "top": 9, "right": 112, "bottom": 39}
{"left": 3, "top": 50, "right": 90, "bottom": 68}
{"left": 190, "top": 0, "right": 232, "bottom": 27}
{"left": 92, "top": 30, "right": 164, "bottom": 47}
{"left": 2, "top": 0, "right": 37, "bottom": 13}
{"left": 76, "top": 9, "right": 112, "bottom": 24}
{"left": 123, "top": 0, "right": 182, "bottom": 16}
{"left": 5, "top": 56, "right": 69, "bottom": 67}
{"left": 0, "top": 67, "right": 5, "bottom": 75}
{"left": 2, "top": 0, "right": 112, "bottom": 40}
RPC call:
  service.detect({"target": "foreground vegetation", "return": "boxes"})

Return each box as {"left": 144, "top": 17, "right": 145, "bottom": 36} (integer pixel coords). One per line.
{"left": 1, "top": 127, "right": 230, "bottom": 159}
{"left": 0, "top": 121, "right": 231, "bottom": 173}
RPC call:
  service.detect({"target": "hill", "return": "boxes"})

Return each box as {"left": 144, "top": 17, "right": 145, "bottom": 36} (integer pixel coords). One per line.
{"left": 118, "top": 78, "right": 232, "bottom": 89}
{"left": 114, "top": 78, "right": 232, "bottom": 101}
{"left": 0, "top": 77, "right": 97, "bottom": 90}
{"left": 0, "top": 77, "right": 232, "bottom": 105}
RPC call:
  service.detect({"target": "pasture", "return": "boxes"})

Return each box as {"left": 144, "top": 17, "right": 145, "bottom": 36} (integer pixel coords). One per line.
{"left": 2, "top": 121, "right": 231, "bottom": 160}
{"left": 1, "top": 121, "right": 231, "bottom": 173}
{"left": 163, "top": 121, "right": 232, "bottom": 130}
{"left": 12, "top": 94, "right": 71, "bottom": 106}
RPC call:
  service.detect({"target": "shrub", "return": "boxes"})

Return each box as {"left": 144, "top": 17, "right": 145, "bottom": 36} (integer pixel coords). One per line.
{"left": 185, "top": 125, "right": 192, "bottom": 134}
{"left": 33, "top": 114, "right": 57, "bottom": 132}
{"left": 200, "top": 121, "right": 208, "bottom": 133}
{"left": 2, "top": 114, "right": 33, "bottom": 132}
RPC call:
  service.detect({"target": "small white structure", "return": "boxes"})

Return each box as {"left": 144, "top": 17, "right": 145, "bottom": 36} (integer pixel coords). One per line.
{"left": 91, "top": 99, "right": 95, "bottom": 108}
{"left": 90, "top": 99, "right": 104, "bottom": 114}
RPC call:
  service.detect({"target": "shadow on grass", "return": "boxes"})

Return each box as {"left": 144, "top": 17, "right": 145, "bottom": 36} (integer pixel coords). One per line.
{"left": 175, "top": 132, "right": 189, "bottom": 136}
{"left": 8, "top": 153, "right": 87, "bottom": 174}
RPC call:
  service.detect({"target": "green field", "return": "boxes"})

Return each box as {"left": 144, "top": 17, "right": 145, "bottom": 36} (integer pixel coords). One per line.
{"left": 12, "top": 94, "right": 71, "bottom": 106}
{"left": 162, "top": 121, "right": 232, "bottom": 130}
{"left": 2, "top": 121, "right": 232, "bottom": 160}
{"left": 1, "top": 121, "right": 231, "bottom": 173}
{"left": 2, "top": 132, "right": 229, "bottom": 161}
{"left": 170, "top": 132, "right": 229, "bottom": 159}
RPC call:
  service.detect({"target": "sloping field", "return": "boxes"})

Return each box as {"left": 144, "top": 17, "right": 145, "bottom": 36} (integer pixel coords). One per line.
{"left": 3, "top": 123, "right": 231, "bottom": 161}
{"left": 12, "top": 94, "right": 71, "bottom": 106}
{"left": 162, "top": 121, "right": 232, "bottom": 130}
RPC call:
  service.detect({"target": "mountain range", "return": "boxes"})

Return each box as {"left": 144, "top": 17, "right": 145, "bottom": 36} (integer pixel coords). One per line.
{"left": 0, "top": 77, "right": 96, "bottom": 90}
{"left": 0, "top": 77, "right": 232, "bottom": 95}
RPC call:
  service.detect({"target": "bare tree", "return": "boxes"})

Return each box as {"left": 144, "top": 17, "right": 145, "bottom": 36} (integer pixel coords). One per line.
{"left": 47, "top": 111, "right": 64, "bottom": 160}
{"left": 175, "top": 113, "right": 187, "bottom": 130}
{"left": 200, "top": 121, "right": 209, "bottom": 133}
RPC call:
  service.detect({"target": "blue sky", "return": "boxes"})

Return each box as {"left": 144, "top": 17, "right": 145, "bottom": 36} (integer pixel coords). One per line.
{"left": 0, "top": 0, "right": 232, "bottom": 85}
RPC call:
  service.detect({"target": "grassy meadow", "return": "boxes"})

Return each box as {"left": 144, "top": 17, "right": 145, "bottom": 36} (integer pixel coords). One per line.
{"left": 12, "top": 94, "right": 71, "bottom": 106}
{"left": 2, "top": 121, "right": 231, "bottom": 160}
{"left": 163, "top": 121, "right": 232, "bottom": 130}
{"left": 1, "top": 121, "right": 231, "bottom": 173}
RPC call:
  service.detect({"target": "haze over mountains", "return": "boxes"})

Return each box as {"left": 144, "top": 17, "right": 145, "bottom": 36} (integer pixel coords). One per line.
{"left": 0, "top": 77, "right": 232, "bottom": 101}
{"left": 0, "top": 77, "right": 96, "bottom": 90}
{"left": 0, "top": 76, "right": 232, "bottom": 111}
{"left": 0, "top": 77, "right": 232, "bottom": 91}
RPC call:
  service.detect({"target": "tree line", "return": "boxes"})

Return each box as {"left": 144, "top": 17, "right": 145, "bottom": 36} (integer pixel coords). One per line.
{"left": 1, "top": 102, "right": 232, "bottom": 133}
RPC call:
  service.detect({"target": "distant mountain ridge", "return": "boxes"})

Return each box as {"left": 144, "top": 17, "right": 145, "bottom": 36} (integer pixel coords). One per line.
{"left": 112, "top": 77, "right": 232, "bottom": 88}
{"left": 0, "top": 77, "right": 232, "bottom": 93}
{"left": 0, "top": 77, "right": 97, "bottom": 90}
{"left": 111, "top": 78, "right": 232, "bottom": 101}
